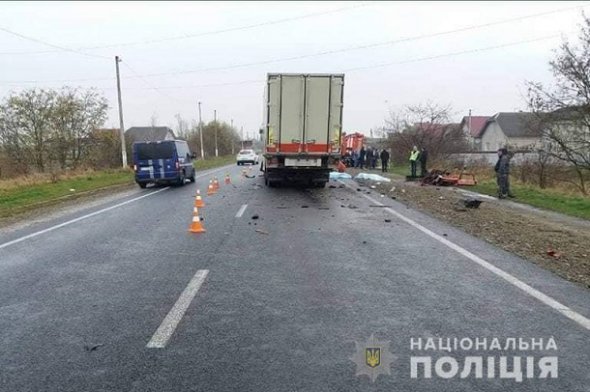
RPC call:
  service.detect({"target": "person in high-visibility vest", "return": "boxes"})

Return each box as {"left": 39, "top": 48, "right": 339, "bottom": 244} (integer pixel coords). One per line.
{"left": 409, "top": 146, "right": 420, "bottom": 177}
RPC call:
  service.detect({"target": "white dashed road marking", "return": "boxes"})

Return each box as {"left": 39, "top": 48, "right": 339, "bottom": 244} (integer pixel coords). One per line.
{"left": 147, "top": 269, "right": 209, "bottom": 349}
{"left": 235, "top": 204, "right": 248, "bottom": 218}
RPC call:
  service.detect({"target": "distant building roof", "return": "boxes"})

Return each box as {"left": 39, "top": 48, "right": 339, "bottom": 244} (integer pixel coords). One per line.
{"left": 125, "top": 126, "right": 175, "bottom": 142}
{"left": 482, "top": 112, "right": 540, "bottom": 138}
{"left": 460, "top": 116, "right": 490, "bottom": 138}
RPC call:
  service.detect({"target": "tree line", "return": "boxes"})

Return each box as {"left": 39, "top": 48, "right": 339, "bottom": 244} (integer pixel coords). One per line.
{"left": 0, "top": 87, "right": 108, "bottom": 177}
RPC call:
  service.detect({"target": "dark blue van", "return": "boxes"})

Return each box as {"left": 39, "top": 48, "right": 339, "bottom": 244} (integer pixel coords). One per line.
{"left": 132, "top": 140, "right": 196, "bottom": 188}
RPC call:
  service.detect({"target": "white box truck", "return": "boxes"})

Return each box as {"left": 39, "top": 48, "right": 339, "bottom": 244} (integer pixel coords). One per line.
{"left": 261, "top": 73, "right": 344, "bottom": 187}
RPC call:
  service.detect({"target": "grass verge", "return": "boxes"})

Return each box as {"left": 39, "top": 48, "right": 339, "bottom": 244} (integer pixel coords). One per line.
{"left": 472, "top": 180, "right": 590, "bottom": 220}
{"left": 0, "top": 169, "right": 134, "bottom": 218}
{"left": 0, "top": 155, "right": 236, "bottom": 220}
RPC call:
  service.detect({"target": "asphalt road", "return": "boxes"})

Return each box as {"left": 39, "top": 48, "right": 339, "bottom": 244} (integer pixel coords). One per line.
{"left": 0, "top": 164, "right": 589, "bottom": 392}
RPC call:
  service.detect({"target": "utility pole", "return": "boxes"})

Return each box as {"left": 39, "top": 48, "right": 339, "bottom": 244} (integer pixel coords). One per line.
{"left": 115, "top": 56, "right": 127, "bottom": 168}
{"left": 214, "top": 109, "right": 219, "bottom": 157}
{"left": 240, "top": 126, "right": 244, "bottom": 149}
{"left": 231, "top": 118, "right": 234, "bottom": 155}
{"left": 198, "top": 101, "right": 205, "bottom": 160}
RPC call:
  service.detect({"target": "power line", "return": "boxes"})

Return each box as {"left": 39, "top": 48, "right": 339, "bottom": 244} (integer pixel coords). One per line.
{"left": 69, "top": 34, "right": 568, "bottom": 91}
{"left": 0, "top": 26, "right": 110, "bottom": 60}
{"left": 1, "top": 3, "right": 583, "bottom": 85}
{"left": 121, "top": 61, "right": 180, "bottom": 102}
{"left": 0, "top": 2, "right": 371, "bottom": 55}
{"left": 0, "top": 33, "right": 567, "bottom": 92}
{"left": 342, "top": 34, "right": 564, "bottom": 72}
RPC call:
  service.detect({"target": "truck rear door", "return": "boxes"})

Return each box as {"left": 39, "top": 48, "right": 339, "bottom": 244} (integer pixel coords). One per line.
{"left": 266, "top": 74, "right": 343, "bottom": 155}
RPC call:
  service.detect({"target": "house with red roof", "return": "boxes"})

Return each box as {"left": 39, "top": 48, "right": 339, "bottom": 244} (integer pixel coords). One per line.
{"left": 460, "top": 115, "right": 490, "bottom": 150}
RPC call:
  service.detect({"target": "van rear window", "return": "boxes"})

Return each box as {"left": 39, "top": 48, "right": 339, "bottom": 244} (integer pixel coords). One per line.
{"left": 136, "top": 143, "right": 175, "bottom": 160}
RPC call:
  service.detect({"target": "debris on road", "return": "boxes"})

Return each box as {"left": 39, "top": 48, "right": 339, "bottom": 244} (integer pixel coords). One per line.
{"left": 255, "top": 229, "right": 269, "bottom": 235}
{"left": 384, "top": 219, "right": 391, "bottom": 223}
{"left": 547, "top": 248, "right": 562, "bottom": 259}
{"left": 251, "top": 215, "right": 259, "bottom": 220}
{"left": 301, "top": 205, "right": 309, "bottom": 208}
{"left": 463, "top": 198, "right": 483, "bottom": 209}
{"left": 84, "top": 344, "right": 103, "bottom": 352}
{"left": 354, "top": 173, "right": 391, "bottom": 182}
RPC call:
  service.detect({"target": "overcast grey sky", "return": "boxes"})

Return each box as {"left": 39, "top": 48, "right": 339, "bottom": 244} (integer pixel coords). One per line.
{"left": 0, "top": 1, "right": 588, "bottom": 136}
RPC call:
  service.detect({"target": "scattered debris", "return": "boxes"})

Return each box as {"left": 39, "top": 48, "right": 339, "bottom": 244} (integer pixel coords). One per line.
{"left": 463, "top": 198, "right": 483, "bottom": 209}
{"left": 69, "top": 188, "right": 76, "bottom": 192}
{"left": 443, "top": 233, "right": 448, "bottom": 237}
{"left": 328, "top": 185, "right": 338, "bottom": 189}
{"left": 384, "top": 219, "right": 391, "bottom": 223}
{"left": 244, "top": 174, "right": 256, "bottom": 179}
{"left": 318, "top": 207, "right": 330, "bottom": 210}
{"left": 84, "top": 344, "right": 103, "bottom": 352}
{"left": 301, "top": 205, "right": 309, "bottom": 209}
{"left": 547, "top": 248, "right": 562, "bottom": 259}
{"left": 251, "top": 215, "right": 259, "bottom": 220}
{"left": 380, "top": 194, "right": 385, "bottom": 198}
{"left": 255, "top": 229, "right": 269, "bottom": 235}
{"left": 369, "top": 205, "right": 387, "bottom": 208}
{"left": 357, "top": 188, "right": 362, "bottom": 192}
{"left": 370, "top": 185, "right": 376, "bottom": 189}
{"left": 347, "top": 204, "right": 358, "bottom": 209}
{"left": 362, "top": 241, "right": 367, "bottom": 244}
{"left": 277, "top": 206, "right": 289, "bottom": 209}
{"left": 391, "top": 196, "right": 397, "bottom": 200}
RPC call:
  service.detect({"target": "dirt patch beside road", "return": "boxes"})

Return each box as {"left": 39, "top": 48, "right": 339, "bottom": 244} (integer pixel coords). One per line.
{"left": 347, "top": 169, "right": 590, "bottom": 289}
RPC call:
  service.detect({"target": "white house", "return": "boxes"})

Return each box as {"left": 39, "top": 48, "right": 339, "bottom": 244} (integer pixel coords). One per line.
{"left": 479, "top": 112, "right": 542, "bottom": 152}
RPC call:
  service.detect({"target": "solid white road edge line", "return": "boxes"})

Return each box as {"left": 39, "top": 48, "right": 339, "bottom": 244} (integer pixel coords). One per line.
{"left": 348, "top": 183, "right": 590, "bottom": 331}
{"left": 0, "top": 165, "right": 232, "bottom": 250}
{"left": 146, "top": 269, "right": 209, "bottom": 349}
{"left": 235, "top": 204, "right": 248, "bottom": 218}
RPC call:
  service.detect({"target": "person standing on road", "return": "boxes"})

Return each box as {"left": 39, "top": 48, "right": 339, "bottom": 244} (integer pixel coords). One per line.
{"left": 494, "top": 148, "right": 514, "bottom": 199}
{"left": 359, "top": 145, "right": 366, "bottom": 169}
{"left": 409, "top": 146, "right": 419, "bottom": 177}
{"left": 419, "top": 147, "right": 428, "bottom": 177}
{"left": 371, "top": 148, "right": 378, "bottom": 170}
{"left": 380, "top": 148, "right": 390, "bottom": 172}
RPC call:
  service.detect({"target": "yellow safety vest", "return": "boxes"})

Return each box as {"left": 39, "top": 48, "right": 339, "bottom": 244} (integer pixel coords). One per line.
{"left": 409, "top": 150, "right": 419, "bottom": 161}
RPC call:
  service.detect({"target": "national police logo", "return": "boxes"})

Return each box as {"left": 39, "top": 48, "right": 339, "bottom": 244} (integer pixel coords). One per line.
{"left": 366, "top": 347, "right": 381, "bottom": 368}
{"left": 350, "top": 334, "right": 393, "bottom": 382}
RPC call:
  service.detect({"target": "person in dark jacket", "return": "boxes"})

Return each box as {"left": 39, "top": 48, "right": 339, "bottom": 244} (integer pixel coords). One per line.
{"left": 370, "top": 148, "right": 378, "bottom": 169}
{"left": 358, "top": 146, "right": 366, "bottom": 169}
{"left": 380, "top": 149, "right": 390, "bottom": 172}
{"left": 494, "top": 148, "right": 514, "bottom": 198}
{"left": 419, "top": 147, "right": 428, "bottom": 177}
{"left": 366, "top": 148, "right": 374, "bottom": 170}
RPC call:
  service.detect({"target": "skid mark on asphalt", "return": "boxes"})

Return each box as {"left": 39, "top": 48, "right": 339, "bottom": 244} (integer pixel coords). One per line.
{"left": 147, "top": 269, "right": 209, "bottom": 348}
{"left": 342, "top": 181, "right": 590, "bottom": 332}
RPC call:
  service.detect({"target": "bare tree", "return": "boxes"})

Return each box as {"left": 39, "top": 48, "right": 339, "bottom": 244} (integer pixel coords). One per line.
{"left": 384, "top": 102, "right": 467, "bottom": 164}
{"left": 527, "top": 15, "right": 590, "bottom": 194}
{"left": 0, "top": 89, "right": 56, "bottom": 172}
{"left": 51, "top": 88, "right": 108, "bottom": 169}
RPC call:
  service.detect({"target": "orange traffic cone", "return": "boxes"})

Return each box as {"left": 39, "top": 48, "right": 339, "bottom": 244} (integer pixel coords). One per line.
{"left": 188, "top": 206, "right": 206, "bottom": 233}
{"left": 213, "top": 177, "right": 220, "bottom": 190}
{"left": 195, "top": 189, "right": 205, "bottom": 208}
{"left": 224, "top": 174, "right": 231, "bottom": 184}
{"left": 207, "top": 180, "right": 216, "bottom": 195}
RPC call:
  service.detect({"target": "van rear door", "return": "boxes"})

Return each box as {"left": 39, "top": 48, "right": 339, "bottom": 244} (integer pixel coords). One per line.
{"left": 134, "top": 142, "right": 177, "bottom": 181}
